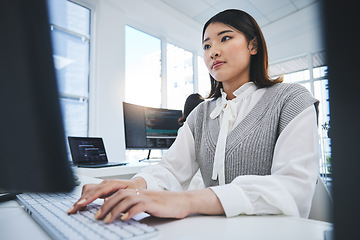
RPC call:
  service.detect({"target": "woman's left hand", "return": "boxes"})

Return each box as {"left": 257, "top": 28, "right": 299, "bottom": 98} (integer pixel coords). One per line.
{"left": 93, "top": 189, "right": 191, "bottom": 223}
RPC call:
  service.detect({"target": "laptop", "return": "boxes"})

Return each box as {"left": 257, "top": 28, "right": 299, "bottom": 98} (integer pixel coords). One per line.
{"left": 68, "top": 136, "right": 128, "bottom": 168}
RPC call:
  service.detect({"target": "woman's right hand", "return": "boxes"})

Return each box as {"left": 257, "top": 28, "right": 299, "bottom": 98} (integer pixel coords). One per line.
{"left": 67, "top": 177, "right": 146, "bottom": 214}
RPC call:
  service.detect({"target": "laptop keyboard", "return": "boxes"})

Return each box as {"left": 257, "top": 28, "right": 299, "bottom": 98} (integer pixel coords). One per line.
{"left": 17, "top": 192, "right": 158, "bottom": 240}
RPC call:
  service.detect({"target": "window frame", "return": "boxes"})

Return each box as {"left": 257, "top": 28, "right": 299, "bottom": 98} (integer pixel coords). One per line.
{"left": 269, "top": 51, "right": 331, "bottom": 188}
{"left": 48, "top": 0, "right": 94, "bottom": 138}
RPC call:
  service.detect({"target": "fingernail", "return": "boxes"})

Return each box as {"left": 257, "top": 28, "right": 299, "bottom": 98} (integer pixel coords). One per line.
{"left": 121, "top": 212, "right": 129, "bottom": 221}
{"left": 94, "top": 209, "right": 101, "bottom": 219}
{"left": 104, "top": 213, "right": 112, "bottom": 223}
{"left": 77, "top": 199, "right": 86, "bottom": 205}
{"left": 67, "top": 206, "right": 74, "bottom": 214}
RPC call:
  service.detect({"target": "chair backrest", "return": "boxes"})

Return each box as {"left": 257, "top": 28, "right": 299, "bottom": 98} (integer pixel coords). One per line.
{"left": 309, "top": 175, "right": 333, "bottom": 222}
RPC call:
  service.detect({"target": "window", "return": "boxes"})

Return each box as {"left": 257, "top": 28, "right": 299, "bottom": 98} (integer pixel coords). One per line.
{"left": 269, "top": 52, "right": 331, "bottom": 191}
{"left": 47, "top": 0, "right": 91, "bottom": 138}
{"left": 313, "top": 69, "right": 331, "bottom": 181}
{"left": 197, "top": 56, "right": 211, "bottom": 98}
{"left": 125, "top": 26, "right": 161, "bottom": 108}
{"left": 125, "top": 26, "right": 163, "bottom": 161}
{"left": 125, "top": 27, "right": 198, "bottom": 160}
{"left": 166, "top": 43, "right": 194, "bottom": 110}
{"left": 125, "top": 26, "right": 198, "bottom": 110}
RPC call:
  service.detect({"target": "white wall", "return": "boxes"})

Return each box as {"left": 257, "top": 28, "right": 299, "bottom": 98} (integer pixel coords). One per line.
{"left": 80, "top": 0, "right": 324, "bottom": 162}
{"left": 88, "top": 0, "right": 127, "bottom": 162}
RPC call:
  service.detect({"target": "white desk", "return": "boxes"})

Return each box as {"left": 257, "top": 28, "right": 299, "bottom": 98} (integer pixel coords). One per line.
{"left": 73, "top": 161, "right": 157, "bottom": 179}
{"left": 0, "top": 175, "right": 333, "bottom": 240}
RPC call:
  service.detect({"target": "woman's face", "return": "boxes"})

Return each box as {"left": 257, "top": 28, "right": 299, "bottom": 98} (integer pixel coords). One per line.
{"left": 202, "top": 22, "right": 257, "bottom": 88}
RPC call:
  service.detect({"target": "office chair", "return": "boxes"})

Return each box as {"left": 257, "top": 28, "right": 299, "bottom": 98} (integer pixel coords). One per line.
{"left": 309, "top": 175, "right": 333, "bottom": 223}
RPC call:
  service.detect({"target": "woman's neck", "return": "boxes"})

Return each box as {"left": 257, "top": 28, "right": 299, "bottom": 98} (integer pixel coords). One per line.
{"left": 222, "top": 79, "right": 250, "bottom": 100}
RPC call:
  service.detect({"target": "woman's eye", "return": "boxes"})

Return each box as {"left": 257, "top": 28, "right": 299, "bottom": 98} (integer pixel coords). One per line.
{"left": 203, "top": 44, "right": 210, "bottom": 50}
{"left": 221, "top": 36, "right": 231, "bottom": 42}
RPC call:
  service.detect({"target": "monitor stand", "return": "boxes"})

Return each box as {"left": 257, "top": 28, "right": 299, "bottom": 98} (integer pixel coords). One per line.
{"left": 138, "top": 150, "right": 161, "bottom": 163}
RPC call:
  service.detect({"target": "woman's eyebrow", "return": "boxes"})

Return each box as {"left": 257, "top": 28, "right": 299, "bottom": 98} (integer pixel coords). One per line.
{"left": 218, "top": 30, "right": 233, "bottom": 36}
{"left": 202, "top": 30, "right": 234, "bottom": 44}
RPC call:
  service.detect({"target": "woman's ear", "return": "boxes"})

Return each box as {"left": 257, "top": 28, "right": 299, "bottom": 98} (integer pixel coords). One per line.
{"left": 249, "top": 37, "right": 258, "bottom": 55}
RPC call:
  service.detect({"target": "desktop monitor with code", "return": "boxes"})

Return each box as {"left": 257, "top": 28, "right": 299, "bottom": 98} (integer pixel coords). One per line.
{"left": 123, "top": 102, "right": 182, "bottom": 159}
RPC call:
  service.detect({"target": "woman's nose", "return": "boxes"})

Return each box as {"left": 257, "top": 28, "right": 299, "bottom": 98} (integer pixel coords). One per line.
{"left": 210, "top": 49, "right": 220, "bottom": 59}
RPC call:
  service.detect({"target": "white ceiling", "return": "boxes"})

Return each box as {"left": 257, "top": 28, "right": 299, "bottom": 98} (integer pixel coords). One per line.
{"left": 159, "top": 0, "right": 319, "bottom": 28}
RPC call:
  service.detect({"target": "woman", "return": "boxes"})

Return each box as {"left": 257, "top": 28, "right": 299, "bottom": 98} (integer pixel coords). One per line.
{"left": 178, "top": 93, "right": 204, "bottom": 125}
{"left": 68, "top": 9, "right": 319, "bottom": 222}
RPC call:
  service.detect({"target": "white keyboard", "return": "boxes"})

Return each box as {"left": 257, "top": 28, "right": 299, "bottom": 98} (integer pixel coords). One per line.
{"left": 17, "top": 192, "right": 158, "bottom": 240}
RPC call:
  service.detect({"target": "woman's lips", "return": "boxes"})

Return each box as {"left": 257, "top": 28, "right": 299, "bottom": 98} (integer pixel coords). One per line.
{"left": 212, "top": 61, "right": 225, "bottom": 69}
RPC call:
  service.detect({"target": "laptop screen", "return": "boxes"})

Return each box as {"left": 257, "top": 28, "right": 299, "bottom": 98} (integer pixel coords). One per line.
{"left": 68, "top": 137, "right": 108, "bottom": 165}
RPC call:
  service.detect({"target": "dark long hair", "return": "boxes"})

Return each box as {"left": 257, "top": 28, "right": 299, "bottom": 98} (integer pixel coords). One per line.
{"left": 202, "top": 9, "right": 283, "bottom": 99}
{"left": 178, "top": 93, "right": 204, "bottom": 125}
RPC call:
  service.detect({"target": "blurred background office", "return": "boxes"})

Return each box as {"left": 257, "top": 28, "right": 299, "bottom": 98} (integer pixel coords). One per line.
{"left": 46, "top": 0, "right": 329, "bottom": 189}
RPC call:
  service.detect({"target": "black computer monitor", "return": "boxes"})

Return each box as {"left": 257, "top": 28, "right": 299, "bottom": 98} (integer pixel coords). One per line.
{"left": 0, "top": 0, "right": 75, "bottom": 194}
{"left": 123, "top": 102, "right": 182, "bottom": 155}
{"left": 323, "top": 0, "right": 360, "bottom": 239}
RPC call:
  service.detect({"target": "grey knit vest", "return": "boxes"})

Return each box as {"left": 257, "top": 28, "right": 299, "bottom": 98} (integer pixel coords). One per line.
{"left": 187, "top": 83, "right": 319, "bottom": 187}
